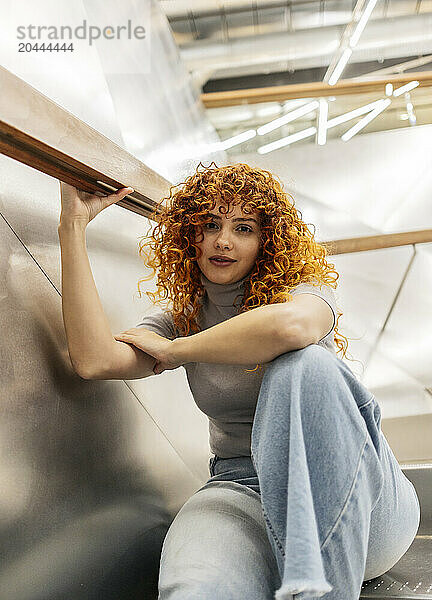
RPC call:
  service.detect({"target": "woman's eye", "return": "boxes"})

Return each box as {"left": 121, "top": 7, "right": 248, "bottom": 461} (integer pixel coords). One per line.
{"left": 204, "top": 222, "right": 252, "bottom": 233}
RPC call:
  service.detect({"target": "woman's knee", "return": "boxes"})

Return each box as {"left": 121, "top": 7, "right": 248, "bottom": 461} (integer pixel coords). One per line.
{"left": 265, "top": 344, "right": 339, "bottom": 387}
{"left": 273, "top": 343, "right": 334, "bottom": 367}
{"left": 254, "top": 345, "right": 346, "bottom": 426}
{"left": 158, "top": 483, "right": 279, "bottom": 599}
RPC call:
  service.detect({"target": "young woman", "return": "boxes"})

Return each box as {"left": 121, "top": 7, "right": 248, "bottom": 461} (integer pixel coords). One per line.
{"left": 59, "top": 163, "right": 420, "bottom": 600}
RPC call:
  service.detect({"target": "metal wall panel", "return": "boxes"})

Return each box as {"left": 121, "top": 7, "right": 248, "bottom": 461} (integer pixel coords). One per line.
{"left": 0, "top": 203, "right": 208, "bottom": 599}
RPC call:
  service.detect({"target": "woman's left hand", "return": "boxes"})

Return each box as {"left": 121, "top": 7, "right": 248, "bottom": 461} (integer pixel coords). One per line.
{"left": 113, "top": 328, "right": 181, "bottom": 375}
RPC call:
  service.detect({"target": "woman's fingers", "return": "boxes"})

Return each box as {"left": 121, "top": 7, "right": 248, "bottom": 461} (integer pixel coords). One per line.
{"left": 100, "top": 187, "right": 134, "bottom": 209}
{"left": 115, "top": 327, "right": 139, "bottom": 335}
{"left": 114, "top": 333, "right": 130, "bottom": 340}
{"left": 114, "top": 329, "right": 134, "bottom": 338}
{"left": 59, "top": 182, "right": 134, "bottom": 225}
{"left": 61, "top": 182, "right": 133, "bottom": 202}
{"left": 110, "top": 187, "right": 134, "bottom": 200}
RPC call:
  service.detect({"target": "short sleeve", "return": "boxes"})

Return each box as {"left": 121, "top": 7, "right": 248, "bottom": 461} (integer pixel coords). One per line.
{"left": 135, "top": 305, "right": 177, "bottom": 341}
{"left": 289, "top": 281, "right": 338, "bottom": 343}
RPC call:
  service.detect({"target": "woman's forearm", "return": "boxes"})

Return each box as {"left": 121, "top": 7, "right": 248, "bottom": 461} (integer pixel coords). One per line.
{"left": 58, "top": 220, "right": 116, "bottom": 376}
{"left": 171, "top": 304, "right": 304, "bottom": 366}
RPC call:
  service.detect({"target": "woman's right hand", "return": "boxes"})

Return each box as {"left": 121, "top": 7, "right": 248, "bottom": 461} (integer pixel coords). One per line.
{"left": 59, "top": 181, "right": 134, "bottom": 227}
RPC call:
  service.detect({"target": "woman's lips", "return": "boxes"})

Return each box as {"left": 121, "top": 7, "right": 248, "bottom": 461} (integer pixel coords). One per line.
{"left": 209, "top": 258, "right": 236, "bottom": 267}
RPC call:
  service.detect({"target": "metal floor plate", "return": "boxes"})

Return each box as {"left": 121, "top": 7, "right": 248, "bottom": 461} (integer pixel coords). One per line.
{"left": 360, "top": 463, "right": 432, "bottom": 599}
{"left": 361, "top": 537, "right": 432, "bottom": 598}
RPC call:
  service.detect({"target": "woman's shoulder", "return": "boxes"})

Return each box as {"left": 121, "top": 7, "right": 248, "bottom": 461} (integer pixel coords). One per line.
{"left": 135, "top": 304, "right": 177, "bottom": 340}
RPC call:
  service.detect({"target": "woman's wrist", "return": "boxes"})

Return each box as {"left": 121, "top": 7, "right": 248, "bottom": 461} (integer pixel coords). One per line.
{"left": 170, "top": 336, "right": 191, "bottom": 366}
{"left": 58, "top": 218, "right": 88, "bottom": 233}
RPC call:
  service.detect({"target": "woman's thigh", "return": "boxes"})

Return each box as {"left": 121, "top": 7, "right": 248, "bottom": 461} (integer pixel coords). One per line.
{"left": 158, "top": 480, "right": 281, "bottom": 600}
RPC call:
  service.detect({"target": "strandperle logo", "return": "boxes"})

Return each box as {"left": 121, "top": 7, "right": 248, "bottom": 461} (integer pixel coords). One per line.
{"left": 16, "top": 19, "right": 146, "bottom": 46}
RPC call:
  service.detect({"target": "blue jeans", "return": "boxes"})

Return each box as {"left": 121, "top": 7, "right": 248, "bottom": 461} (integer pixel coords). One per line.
{"left": 158, "top": 345, "right": 420, "bottom": 599}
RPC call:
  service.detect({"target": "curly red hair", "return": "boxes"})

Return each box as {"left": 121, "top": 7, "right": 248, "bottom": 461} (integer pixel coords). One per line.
{"left": 137, "top": 162, "right": 353, "bottom": 369}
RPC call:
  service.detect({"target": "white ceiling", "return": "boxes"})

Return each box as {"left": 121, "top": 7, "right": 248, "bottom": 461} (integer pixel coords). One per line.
{"left": 161, "top": 0, "right": 432, "bottom": 80}
{"left": 160, "top": 0, "right": 432, "bottom": 149}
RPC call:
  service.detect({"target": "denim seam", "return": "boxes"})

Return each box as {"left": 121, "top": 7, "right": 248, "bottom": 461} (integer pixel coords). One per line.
{"left": 261, "top": 505, "right": 286, "bottom": 557}
{"left": 260, "top": 436, "right": 369, "bottom": 559}
{"left": 251, "top": 451, "right": 301, "bottom": 558}
{"left": 320, "top": 434, "right": 369, "bottom": 551}
{"left": 250, "top": 451, "right": 283, "bottom": 553}
{"left": 358, "top": 394, "right": 376, "bottom": 411}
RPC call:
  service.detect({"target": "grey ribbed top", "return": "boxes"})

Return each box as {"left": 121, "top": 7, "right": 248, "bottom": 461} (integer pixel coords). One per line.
{"left": 136, "top": 274, "right": 338, "bottom": 458}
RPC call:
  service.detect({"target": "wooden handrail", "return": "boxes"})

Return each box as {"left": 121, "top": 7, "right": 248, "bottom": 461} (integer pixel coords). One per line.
{"left": 201, "top": 71, "right": 432, "bottom": 108}
{"left": 1, "top": 66, "right": 430, "bottom": 255}
{"left": 0, "top": 65, "right": 171, "bottom": 222}
{"left": 322, "top": 229, "right": 432, "bottom": 255}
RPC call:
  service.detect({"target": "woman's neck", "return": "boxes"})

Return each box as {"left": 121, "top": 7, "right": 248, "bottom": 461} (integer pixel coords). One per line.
{"left": 200, "top": 271, "right": 249, "bottom": 308}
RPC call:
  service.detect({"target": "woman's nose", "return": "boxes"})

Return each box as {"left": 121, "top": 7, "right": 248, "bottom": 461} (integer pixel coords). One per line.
{"left": 215, "top": 233, "right": 232, "bottom": 248}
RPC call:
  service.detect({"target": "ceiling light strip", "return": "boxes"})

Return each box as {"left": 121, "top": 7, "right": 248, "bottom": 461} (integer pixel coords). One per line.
{"left": 257, "top": 100, "right": 319, "bottom": 135}
{"left": 341, "top": 99, "right": 391, "bottom": 141}
{"left": 257, "top": 127, "right": 317, "bottom": 154}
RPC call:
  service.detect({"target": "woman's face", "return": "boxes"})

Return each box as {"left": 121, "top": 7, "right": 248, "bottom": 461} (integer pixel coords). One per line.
{"left": 194, "top": 200, "right": 261, "bottom": 284}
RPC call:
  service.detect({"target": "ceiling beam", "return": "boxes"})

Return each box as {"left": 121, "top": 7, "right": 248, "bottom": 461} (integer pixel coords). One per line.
{"left": 201, "top": 71, "right": 432, "bottom": 107}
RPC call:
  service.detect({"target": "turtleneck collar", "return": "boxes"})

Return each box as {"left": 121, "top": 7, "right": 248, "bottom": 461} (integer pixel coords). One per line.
{"left": 200, "top": 271, "right": 249, "bottom": 309}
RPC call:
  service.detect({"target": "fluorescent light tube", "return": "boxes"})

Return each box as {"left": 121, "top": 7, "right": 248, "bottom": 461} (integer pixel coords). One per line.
{"left": 393, "top": 81, "right": 419, "bottom": 97}
{"left": 258, "top": 127, "right": 317, "bottom": 154}
{"left": 341, "top": 99, "right": 391, "bottom": 141}
{"left": 257, "top": 101, "right": 319, "bottom": 135}
{"left": 328, "top": 47, "right": 353, "bottom": 86}
{"left": 327, "top": 98, "right": 386, "bottom": 129}
{"left": 349, "top": 0, "right": 379, "bottom": 47}
{"left": 218, "top": 129, "right": 256, "bottom": 150}
{"left": 317, "top": 99, "right": 328, "bottom": 145}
